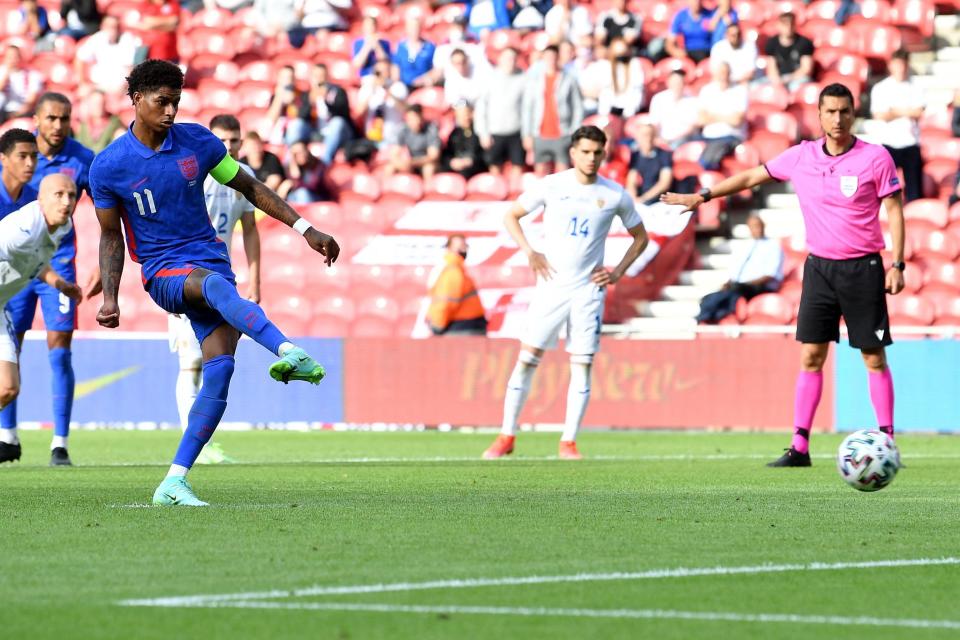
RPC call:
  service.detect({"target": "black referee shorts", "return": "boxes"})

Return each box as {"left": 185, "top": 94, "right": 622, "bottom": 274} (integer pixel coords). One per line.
{"left": 796, "top": 253, "right": 893, "bottom": 350}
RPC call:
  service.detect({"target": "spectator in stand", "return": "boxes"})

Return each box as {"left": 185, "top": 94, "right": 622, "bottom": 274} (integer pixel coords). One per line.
{"left": 626, "top": 123, "right": 674, "bottom": 206}
{"left": 763, "top": 12, "right": 814, "bottom": 91}
{"left": 387, "top": 104, "right": 441, "bottom": 179}
{"left": 665, "top": 0, "right": 716, "bottom": 63}
{"left": 708, "top": 0, "right": 738, "bottom": 47}
{"left": 356, "top": 59, "right": 409, "bottom": 145}
{"left": 835, "top": 0, "right": 859, "bottom": 25}
{"left": 442, "top": 102, "right": 487, "bottom": 179}
{"left": 58, "top": 0, "right": 101, "bottom": 40}
{"left": 202, "top": 0, "right": 254, "bottom": 10}
{"left": 250, "top": 0, "right": 301, "bottom": 39}
{"left": 393, "top": 16, "right": 436, "bottom": 89}
{"left": 594, "top": 0, "right": 642, "bottom": 51}
{"left": 351, "top": 14, "right": 391, "bottom": 78}
{"left": 0, "top": 46, "right": 43, "bottom": 123}
{"left": 466, "top": 0, "right": 514, "bottom": 33}
{"left": 287, "top": 0, "right": 354, "bottom": 49}
{"left": 75, "top": 89, "right": 122, "bottom": 153}
{"left": 545, "top": 0, "right": 593, "bottom": 45}
{"left": 522, "top": 44, "right": 583, "bottom": 175}
{"left": 511, "top": 0, "right": 552, "bottom": 30}
{"left": 442, "top": 48, "right": 481, "bottom": 108}
{"left": 277, "top": 140, "right": 334, "bottom": 203}
{"left": 648, "top": 69, "right": 700, "bottom": 149}
{"left": 952, "top": 90, "right": 960, "bottom": 137}
{"left": 139, "top": 0, "right": 181, "bottom": 63}
{"left": 695, "top": 215, "right": 784, "bottom": 323}
{"left": 427, "top": 234, "right": 487, "bottom": 336}
{"left": 307, "top": 62, "right": 354, "bottom": 165}
{"left": 10, "top": 1, "right": 51, "bottom": 41}
{"left": 240, "top": 131, "right": 285, "bottom": 192}
{"left": 74, "top": 14, "right": 142, "bottom": 94}
{"left": 475, "top": 47, "right": 526, "bottom": 178}
{"left": 266, "top": 65, "right": 311, "bottom": 146}
{"left": 868, "top": 50, "right": 924, "bottom": 203}
{"left": 431, "top": 15, "right": 488, "bottom": 83}
{"left": 709, "top": 22, "right": 758, "bottom": 85}
{"left": 596, "top": 38, "right": 644, "bottom": 118}
{"left": 697, "top": 61, "right": 748, "bottom": 170}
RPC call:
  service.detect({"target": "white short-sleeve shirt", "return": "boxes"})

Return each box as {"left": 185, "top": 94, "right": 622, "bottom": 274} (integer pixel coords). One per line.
{"left": 698, "top": 82, "right": 749, "bottom": 140}
{"left": 869, "top": 76, "right": 924, "bottom": 149}
{"left": 517, "top": 170, "right": 643, "bottom": 288}
{"left": 0, "top": 201, "right": 71, "bottom": 308}
{"left": 202, "top": 161, "right": 256, "bottom": 255}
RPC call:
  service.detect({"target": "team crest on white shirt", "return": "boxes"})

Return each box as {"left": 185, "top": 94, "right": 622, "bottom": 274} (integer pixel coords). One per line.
{"left": 596, "top": 199, "right": 605, "bottom": 209}
{"left": 840, "top": 175, "right": 858, "bottom": 197}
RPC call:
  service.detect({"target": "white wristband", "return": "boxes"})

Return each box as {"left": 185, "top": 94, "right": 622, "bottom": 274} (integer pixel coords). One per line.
{"left": 293, "top": 218, "right": 313, "bottom": 236}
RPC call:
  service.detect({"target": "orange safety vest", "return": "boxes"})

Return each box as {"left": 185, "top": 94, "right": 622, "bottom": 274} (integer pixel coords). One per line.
{"left": 427, "top": 252, "right": 486, "bottom": 332}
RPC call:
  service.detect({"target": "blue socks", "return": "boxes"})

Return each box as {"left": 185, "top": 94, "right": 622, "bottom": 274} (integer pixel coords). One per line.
{"left": 49, "top": 347, "right": 74, "bottom": 438}
{"left": 0, "top": 398, "right": 15, "bottom": 431}
{"left": 202, "top": 274, "right": 288, "bottom": 355}
{"left": 172, "top": 355, "right": 235, "bottom": 469}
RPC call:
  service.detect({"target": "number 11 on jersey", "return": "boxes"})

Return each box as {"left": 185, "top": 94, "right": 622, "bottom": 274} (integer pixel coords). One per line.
{"left": 133, "top": 189, "right": 157, "bottom": 216}
{"left": 567, "top": 216, "right": 589, "bottom": 238}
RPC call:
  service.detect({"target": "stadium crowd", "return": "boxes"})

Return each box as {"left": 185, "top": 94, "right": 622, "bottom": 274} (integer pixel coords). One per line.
{"left": 1, "top": 0, "right": 959, "bottom": 333}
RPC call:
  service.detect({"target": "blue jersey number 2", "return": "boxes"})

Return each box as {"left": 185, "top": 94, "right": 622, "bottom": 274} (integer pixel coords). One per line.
{"left": 567, "top": 216, "right": 589, "bottom": 238}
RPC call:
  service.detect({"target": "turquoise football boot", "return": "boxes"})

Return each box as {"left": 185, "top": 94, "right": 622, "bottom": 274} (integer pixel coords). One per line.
{"left": 269, "top": 347, "right": 326, "bottom": 385}
{"left": 152, "top": 476, "right": 208, "bottom": 507}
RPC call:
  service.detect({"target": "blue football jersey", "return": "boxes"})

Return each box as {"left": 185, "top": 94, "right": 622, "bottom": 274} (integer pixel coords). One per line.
{"left": 0, "top": 179, "right": 38, "bottom": 220}
{"left": 30, "top": 136, "right": 95, "bottom": 270}
{"left": 89, "top": 123, "right": 232, "bottom": 284}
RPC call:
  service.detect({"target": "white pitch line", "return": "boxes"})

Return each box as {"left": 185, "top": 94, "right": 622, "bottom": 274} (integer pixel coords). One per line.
{"left": 119, "top": 557, "right": 960, "bottom": 608}
{"left": 183, "top": 601, "right": 960, "bottom": 630}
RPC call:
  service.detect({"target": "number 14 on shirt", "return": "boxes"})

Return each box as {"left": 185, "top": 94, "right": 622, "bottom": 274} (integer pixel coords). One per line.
{"left": 567, "top": 216, "right": 589, "bottom": 237}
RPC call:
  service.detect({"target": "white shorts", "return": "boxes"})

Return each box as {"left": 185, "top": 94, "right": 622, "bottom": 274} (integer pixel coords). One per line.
{"left": 522, "top": 283, "right": 606, "bottom": 355}
{"left": 168, "top": 313, "right": 202, "bottom": 367}
{"left": 0, "top": 309, "right": 17, "bottom": 364}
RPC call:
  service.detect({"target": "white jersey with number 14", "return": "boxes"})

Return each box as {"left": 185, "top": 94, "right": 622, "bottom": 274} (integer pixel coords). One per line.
{"left": 517, "top": 169, "right": 643, "bottom": 288}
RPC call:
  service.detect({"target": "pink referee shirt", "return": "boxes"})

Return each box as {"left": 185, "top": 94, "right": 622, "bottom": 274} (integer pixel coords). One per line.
{"left": 764, "top": 138, "right": 900, "bottom": 260}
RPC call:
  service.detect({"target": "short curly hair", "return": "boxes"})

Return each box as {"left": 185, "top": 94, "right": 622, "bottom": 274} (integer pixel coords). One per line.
{"left": 126, "top": 59, "right": 184, "bottom": 101}
{"left": 0, "top": 128, "right": 37, "bottom": 156}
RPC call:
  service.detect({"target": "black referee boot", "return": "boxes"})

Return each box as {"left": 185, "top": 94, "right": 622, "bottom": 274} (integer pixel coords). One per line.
{"left": 50, "top": 447, "right": 72, "bottom": 466}
{"left": 0, "top": 441, "right": 22, "bottom": 463}
{"left": 767, "top": 447, "right": 812, "bottom": 467}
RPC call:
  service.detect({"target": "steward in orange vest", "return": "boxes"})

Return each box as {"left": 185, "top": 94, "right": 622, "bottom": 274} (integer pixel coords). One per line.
{"left": 427, "top": 235, "right": 487, "bottom": 335}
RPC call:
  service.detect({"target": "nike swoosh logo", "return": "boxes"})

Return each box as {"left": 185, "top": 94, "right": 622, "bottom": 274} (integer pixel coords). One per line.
{"left": 164, "top": 493, "right": 178, "bottom": 503}
{"left": 131, "top": 177, "right": 149, "bottom": 190}
{"left": 75, "top": 365, "right": 141, "bottom": 399}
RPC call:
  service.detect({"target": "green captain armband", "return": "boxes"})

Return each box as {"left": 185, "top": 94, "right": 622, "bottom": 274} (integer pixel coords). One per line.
{"left": 210, "top": 154, "right": 241, "bottom": 185}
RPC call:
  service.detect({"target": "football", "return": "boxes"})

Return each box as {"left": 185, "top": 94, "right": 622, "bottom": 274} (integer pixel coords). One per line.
{"left": 837, "top": 430, "right": 901, "bottom": 492}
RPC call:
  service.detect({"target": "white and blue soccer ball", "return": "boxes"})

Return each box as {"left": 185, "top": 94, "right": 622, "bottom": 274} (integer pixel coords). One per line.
{"left": 837, "top": 429, "right": 901, "bottom": 492}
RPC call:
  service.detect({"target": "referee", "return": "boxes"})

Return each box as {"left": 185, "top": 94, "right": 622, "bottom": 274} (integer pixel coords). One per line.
{"left": 662, "top": 83, "right": 905, "bottom": 467}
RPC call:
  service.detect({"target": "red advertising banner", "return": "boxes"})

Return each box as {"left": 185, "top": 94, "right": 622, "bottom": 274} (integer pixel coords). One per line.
{"left": 343, "top": 338, "right": 834, "bottom": 430}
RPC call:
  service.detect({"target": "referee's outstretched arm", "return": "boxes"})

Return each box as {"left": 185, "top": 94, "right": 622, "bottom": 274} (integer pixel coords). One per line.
{"left": 659, "top": 165, "right": 773, "bottom": 213}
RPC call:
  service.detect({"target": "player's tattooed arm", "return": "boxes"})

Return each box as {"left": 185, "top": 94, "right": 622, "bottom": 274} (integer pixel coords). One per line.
{"left": 227, "top": 169, "right": 340, "bottom": 266}
{"left": 95, "top": 206, "right": 125, "bottom": 328}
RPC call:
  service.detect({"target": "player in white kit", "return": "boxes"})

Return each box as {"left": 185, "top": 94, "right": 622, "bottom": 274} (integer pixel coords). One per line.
{"left": 168, "top": 115, "right": 261, "bottom": 464}
{"left": 0, "top": 174, "right": 82, "bottom": 463}
{"left": 482, "top": 125, "right": 649, "bottom": 460}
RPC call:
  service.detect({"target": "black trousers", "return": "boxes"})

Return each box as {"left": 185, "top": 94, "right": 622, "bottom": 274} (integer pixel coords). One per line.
{"left": 883, "top": 144, "right": 923, "bottom": 203}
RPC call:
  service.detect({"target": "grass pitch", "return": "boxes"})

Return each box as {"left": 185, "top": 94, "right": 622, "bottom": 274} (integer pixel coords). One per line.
{"left": 3, "top": 430, "right": 959, "bottom": 640}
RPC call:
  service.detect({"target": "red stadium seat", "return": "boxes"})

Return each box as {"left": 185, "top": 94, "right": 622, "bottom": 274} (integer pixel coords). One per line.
{"left": 199, "top": 87, "right": 234, "bottom": 111}
{"left": 922, "top": 260, "right": 960, "bottom": 294}
{"left": 186, "top": 28, "right": 236, "bottom": 59}
{"left": 801, "top": 18, "right": 856, "bottom": 50}
{"left": 747, "top": 131, "right": 792, "bottom": 163}
{"left": 904, "top": 198, "right": 949, "bottom": 229}
{"left": 672, "top": 141, "right": 707, "bottom": 164}
{"left": 326, "top": 58, "right": 358, "bottom": 88}
{"left": 949, "top": 201, "right": 960, "bottom": 232}
{"left": 261, "top": 231, "right": 308, "bottom": 261}
{"left": 887, "top": 294, "right": 936, "bottom": 326}
{"left": 789, "top": 82, "right": 822, "bottom": 108}
{"left": 932, "top": 295, "right": 960, "bottom": 325}
{"left": 853, "top": 23, "right": 902, "bottom": 61}
{"left": 210, "top": 60, "right": 240, "bottom": 86}
{"left": 891, "top": 0, "right": 936, "bottom": 39}
{"left": 177, "top": 89, "right": 202, "bottom": 116}
{"left": 743, "top": 294, "right": 795, "bottom": 325}
{"left": 921, "top": 135, "right": 960, "bottom": 163}
{"left": 786, "top": 104, "right": 822, "bottom": 140}
{"left": 239, "top": 61, "right": 276, "bottom": 87}
{"left": 824, "top": 53, "right": 870, "bottom": 83}
{"left": 307, "top": 266, "right": 352, "bottom": 296}
{"left": 350, "top": 265, "right": 396, "bottom": 295}
{"left": 430, "top": 3, "right": 468, "bottom": 27}
{"left": 652, "top": 56, "right": 696, "bottom": 81}
{"left": 424, "top": 173, "right": 467, "bottom": 200}
{"left": 380, "top": 173, "right": 424, "bottom": 204}
{"left": 672, "top": 160, "right": 701, "bottom": 182}
{"left": 919, "top": 108, "right": 953, "bottom": 136}
{"left": 297, "top": 202, "right": 344, "bottom": 232}
{"left": 317, "top": 31, "right": 354, "bottom": 59}
{"left": 748, "top": 83, "right": 790, "bottom": 110}
{"left": 852, "top": 0, "right": 893, "bottom": 24}
{"left": 913, "top": 229, "right": 960, "bottom": 261}
{"left": 340, "top": 173, "right": 382, "bottom": 202}
{"left": 308, "top": 315, "right": 352, "bottom": 337}
{"left": 750, "top": 111, "right": 799, "bottom": 141}
{"left": 466, "top": 173, "right": 508, "bottom": 201}
{"left": 487, "top": 28, "right": 523, "bottom": 52}
{"left": 806, "top": 0, "right": 845, "bottom": 21}
{"left": 407, "top": 86, "right": 448, "bottom": 121}
{"left": 186, "top": 7, "right": 233, "bottom": 31}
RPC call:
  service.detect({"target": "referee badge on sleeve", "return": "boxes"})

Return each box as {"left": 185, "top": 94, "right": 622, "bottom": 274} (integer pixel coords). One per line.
{"left": 840, "top": 175, "right": 858, "bottom": 197}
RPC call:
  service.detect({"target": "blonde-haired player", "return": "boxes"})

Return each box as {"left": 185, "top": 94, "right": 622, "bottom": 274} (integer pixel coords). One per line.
{"left": 483, "top": 125, "right": 649, "bottom": 460}
{"left": 169, "top": 114, "right": 260, "bottom": 464}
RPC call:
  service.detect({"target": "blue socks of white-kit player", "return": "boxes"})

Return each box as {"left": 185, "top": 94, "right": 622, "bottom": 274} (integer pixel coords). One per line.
{"left": 201, "top": 274, "right": 289, "bottom": 355}
{"left": 169, "top": 355, "right": 235, "bottom": 475}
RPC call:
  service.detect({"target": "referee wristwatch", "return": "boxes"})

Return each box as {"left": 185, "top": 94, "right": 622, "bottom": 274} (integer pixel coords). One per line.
{"left": 698, "top": 187, "right": 712, "bottom": 202}
{"left": 891, "top": 261, "right": 906, "bottom": 271}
